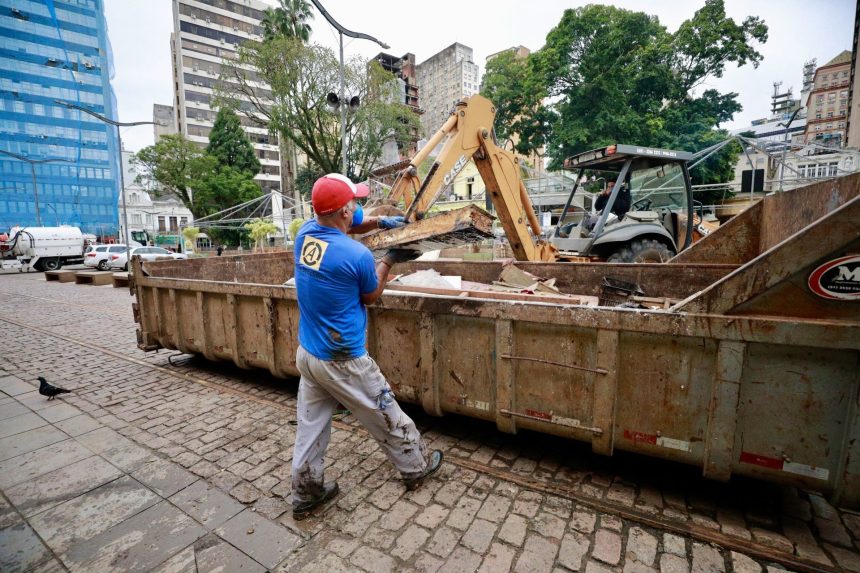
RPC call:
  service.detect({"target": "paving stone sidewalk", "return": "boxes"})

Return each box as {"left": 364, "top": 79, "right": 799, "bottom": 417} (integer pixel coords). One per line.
{"left": 2, "top": 272, "right": 860, "bottom": 572}
{"left": 0, "top": 373, "right": 301, "bottom": 573}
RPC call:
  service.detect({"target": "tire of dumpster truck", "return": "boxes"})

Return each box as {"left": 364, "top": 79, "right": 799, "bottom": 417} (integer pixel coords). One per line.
{"left": 41, "top": 258, "right": 61, "bottom": 271}
{"left": 606, "top": 239, "right": 675, "bottom": 263}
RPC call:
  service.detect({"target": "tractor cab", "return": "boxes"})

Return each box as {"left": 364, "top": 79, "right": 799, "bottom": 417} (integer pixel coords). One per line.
{"left": 551, "top": 144, "right": 696, "bottom": 262}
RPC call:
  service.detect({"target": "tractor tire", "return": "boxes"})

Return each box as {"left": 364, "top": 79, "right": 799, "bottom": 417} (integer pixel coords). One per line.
{"left": 607, "top": 239, "right": 674, "bottom": 263}
{"left": 42, "top": 258, "right": 61, "bottom": 271}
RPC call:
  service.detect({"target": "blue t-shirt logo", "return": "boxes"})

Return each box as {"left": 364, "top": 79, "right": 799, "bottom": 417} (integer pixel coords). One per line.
{"left": 300, "top": 236, "right": 328, "bottom": 270}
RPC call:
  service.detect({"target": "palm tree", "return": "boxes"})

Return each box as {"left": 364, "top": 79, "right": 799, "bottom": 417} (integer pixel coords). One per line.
{"left": 260, "top": 0, "right": 314, "bottom": 216}
{"left": 261, "top": 0, "right": 313, "bottom": 42}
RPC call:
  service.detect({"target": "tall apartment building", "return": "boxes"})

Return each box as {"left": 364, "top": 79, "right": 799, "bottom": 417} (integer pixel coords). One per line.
{"left": 804, "top": 51, "right": 852, "bottom": 148}
{"left": 416, "top": 43, "right": 480, "bottom": 137}
{"left": 847, "top": 1, "right": 860, "bottom": 148}
{"left": 170, "top": 0, "right": 281, "bottom": 192}
{"left": 152, "top": 103, "right": 177, "bottom": 140}
{"left": 0, "top": 0, "right": 120, "bottom": 236}
{"left": 373, "top": 52, "right": 422, "bottom": 162}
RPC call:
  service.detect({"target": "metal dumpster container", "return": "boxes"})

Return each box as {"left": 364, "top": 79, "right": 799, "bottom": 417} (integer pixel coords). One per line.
{"left": 131, "top": 175, "right": 860, "bottom": 507}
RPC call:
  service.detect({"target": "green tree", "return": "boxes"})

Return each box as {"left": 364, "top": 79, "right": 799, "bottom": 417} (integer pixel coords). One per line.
{"left": 245, "top": 218, "right": 279, "bottom": 251}
{"left": 480, "top": 50, "right": 554, "bottom": 157}
{"left": 207, "top": 108, "right": 262, "bottom": 175}
{"left": 481, "top": 0, "right": 766, "bottom": 186}
{"left": 261, "top": 0, "right": 313, "bottom": 42}
{"left": 133, "top": 134, "right": 212, "bottom": 212}
{"left": 181, "top": 226, "right": 200, "bottom": 252}
{"left": 192, "top": 166, "right": 263, "bottom": 218}
{"left": 295, "top": 163, "right": 325, "bottom": 201}
{"left": 217, "top": 38, "right": 421, "bottom": 180}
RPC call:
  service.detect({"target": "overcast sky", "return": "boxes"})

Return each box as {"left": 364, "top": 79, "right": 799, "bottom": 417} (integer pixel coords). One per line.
{"left": 105, "top": 0, "right": 855, "bottom": 152}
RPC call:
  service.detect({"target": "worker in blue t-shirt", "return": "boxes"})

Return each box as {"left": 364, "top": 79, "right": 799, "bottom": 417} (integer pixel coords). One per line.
{"left": 290, "top": 173, "right": 444, "bottom": 520}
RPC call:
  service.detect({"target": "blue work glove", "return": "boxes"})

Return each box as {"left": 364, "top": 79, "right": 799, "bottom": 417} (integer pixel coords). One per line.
{"left": 378, "top": 216, "right": 406, "bottom": 230}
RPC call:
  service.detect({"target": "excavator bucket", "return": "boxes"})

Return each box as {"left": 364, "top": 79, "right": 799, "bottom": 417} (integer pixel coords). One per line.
{"left": 359, "top": 205, "right": 495, "bottom": 253}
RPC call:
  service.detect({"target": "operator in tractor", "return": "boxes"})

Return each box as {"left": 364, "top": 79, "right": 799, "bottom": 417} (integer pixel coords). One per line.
{"left": 290, "top": 173, "right": 443, "bottom": 520}
{"left": 584, "top": 179, "right": 632, "bottom": 232}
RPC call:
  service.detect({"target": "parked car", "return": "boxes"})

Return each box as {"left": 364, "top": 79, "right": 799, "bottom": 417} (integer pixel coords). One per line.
{"left": 108, "top": 246, "right": 187, "bottom": 271}
{"left": 84, "top": 244, "right": 128, "bottom": 271}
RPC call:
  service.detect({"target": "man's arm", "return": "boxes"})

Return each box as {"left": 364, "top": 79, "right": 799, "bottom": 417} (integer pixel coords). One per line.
{"left": 348, "top": 216, "right": 405, "bottom": 235}
{"left": 360, "top": 260, "right": 391, "bottom": 305}
{"left": 359, "top": 248, "right": 420, "bottom": 305}
{"left": 349, "top": 218, "right": 381, "bottom": 234}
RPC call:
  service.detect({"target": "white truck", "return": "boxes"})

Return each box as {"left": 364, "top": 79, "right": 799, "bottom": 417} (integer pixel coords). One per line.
{"left": 0, "top": 226, "right": 88, "bottom": 272}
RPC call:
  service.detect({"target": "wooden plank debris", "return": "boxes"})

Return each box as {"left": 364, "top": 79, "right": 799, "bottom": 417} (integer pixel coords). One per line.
{"left": 386, "top": 268, "right": 598, "bottom": 306}
{"left": 498, "top": 263, "right": 561, "bottom": 294}
{"left": 385, "top": 283, "right": 598, "bottom": 306}
{"left": 360, "top": 205, "right": 495, "bottom": 253}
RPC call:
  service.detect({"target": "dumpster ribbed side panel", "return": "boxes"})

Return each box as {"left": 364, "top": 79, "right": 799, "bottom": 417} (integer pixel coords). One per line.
{"left": 732, "top": 343, "right": 858, "bottom": 494}
{"left": 613, "top": 333, "right": 717, "bottom": 465}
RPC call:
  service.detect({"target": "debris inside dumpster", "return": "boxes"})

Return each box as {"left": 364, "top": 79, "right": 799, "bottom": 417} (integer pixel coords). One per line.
{"left": 386, "top": 269, "right": 598, "bottom": 306}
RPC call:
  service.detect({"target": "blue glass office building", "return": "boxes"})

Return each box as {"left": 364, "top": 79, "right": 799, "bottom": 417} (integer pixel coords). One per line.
{"left": 0, "top": 0, "right": 120, "bottom": 237}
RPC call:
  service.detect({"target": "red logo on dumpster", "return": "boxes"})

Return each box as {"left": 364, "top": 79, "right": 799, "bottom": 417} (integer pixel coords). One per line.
{"left": 808, "top": 255, "right": 860, "bottom": 300}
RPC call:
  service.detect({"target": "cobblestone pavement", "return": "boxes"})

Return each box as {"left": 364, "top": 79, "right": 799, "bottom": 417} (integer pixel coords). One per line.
{"left": 1, "top": 270, "right": 859, "bottom": 572}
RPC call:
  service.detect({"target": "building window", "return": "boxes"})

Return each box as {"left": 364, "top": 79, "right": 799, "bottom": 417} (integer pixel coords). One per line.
{"left": 180, "top": 217, "right": 188, "bottom": 227}
{"left": 828, "top": 162, "right": 839, "bottom": 176}
{"left": 169, "top": 217, "right": 178, "bottom": 231}
{"left": 158, "top": 216, "right": 166, "bottom": 232}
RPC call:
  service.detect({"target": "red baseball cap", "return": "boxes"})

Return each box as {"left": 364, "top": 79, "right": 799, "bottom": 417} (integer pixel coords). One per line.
{"left": 311, "top": 173, "right": 370, "bottom": 215}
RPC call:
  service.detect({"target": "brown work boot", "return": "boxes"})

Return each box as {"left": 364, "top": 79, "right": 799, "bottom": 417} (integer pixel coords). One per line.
{"left": 403, "top": 450, "right": 443, "bottom": 491}
{"left": 292, "top": 481, "right": 339, "bottom": 520}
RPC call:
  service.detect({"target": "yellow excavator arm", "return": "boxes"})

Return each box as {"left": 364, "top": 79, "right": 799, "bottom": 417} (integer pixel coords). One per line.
{"left": 386, "top": 95, "right": 558, "bottom": 262}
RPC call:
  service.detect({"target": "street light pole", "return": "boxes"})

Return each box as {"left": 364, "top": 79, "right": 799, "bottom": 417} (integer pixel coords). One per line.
{"left": 778, "top": 108, "right": 800, "bottom": 193}
{"left": 309, "top": 0, "right": 388, "bottom": 177}
{"left": 29, "top": 163, "right": 40, "bottom": 226}
{"left": 339, "top": 31, "right": 347, "bottom": 176}
{"left": 54, "top": 100, "right": 159, "bottom": 250}
{"left": 0, "top": 149, "right": 73, "bottom": 227}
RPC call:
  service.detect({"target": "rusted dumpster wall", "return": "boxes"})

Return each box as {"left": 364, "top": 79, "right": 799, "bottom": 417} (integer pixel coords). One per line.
{"left": 674, "top": 174, "right": 860, "bottom": 264}
{"left": 132, "top": 178, "right": 860, "bottom": 508}
{"left": 132, "top": 271, "right": 860, "bottom": 508}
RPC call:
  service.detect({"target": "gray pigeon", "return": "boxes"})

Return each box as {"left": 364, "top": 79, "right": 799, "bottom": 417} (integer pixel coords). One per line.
{"left": 38, "top": 376, "right": 70, "bottom": 400}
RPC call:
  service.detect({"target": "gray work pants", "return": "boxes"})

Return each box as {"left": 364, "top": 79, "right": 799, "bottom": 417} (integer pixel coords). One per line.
{"left": 291, "top": 345, "right": 428, "bottom": 503}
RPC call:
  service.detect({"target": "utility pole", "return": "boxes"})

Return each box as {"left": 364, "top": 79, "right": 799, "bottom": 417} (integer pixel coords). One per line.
{"left": 309, "top": 0, "right": 388, "bottom": 176}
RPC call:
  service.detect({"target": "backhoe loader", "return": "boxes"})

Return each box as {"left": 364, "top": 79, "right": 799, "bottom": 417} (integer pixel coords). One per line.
{"left": 378, "top": 95, "right": 705, "bottom": 262}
